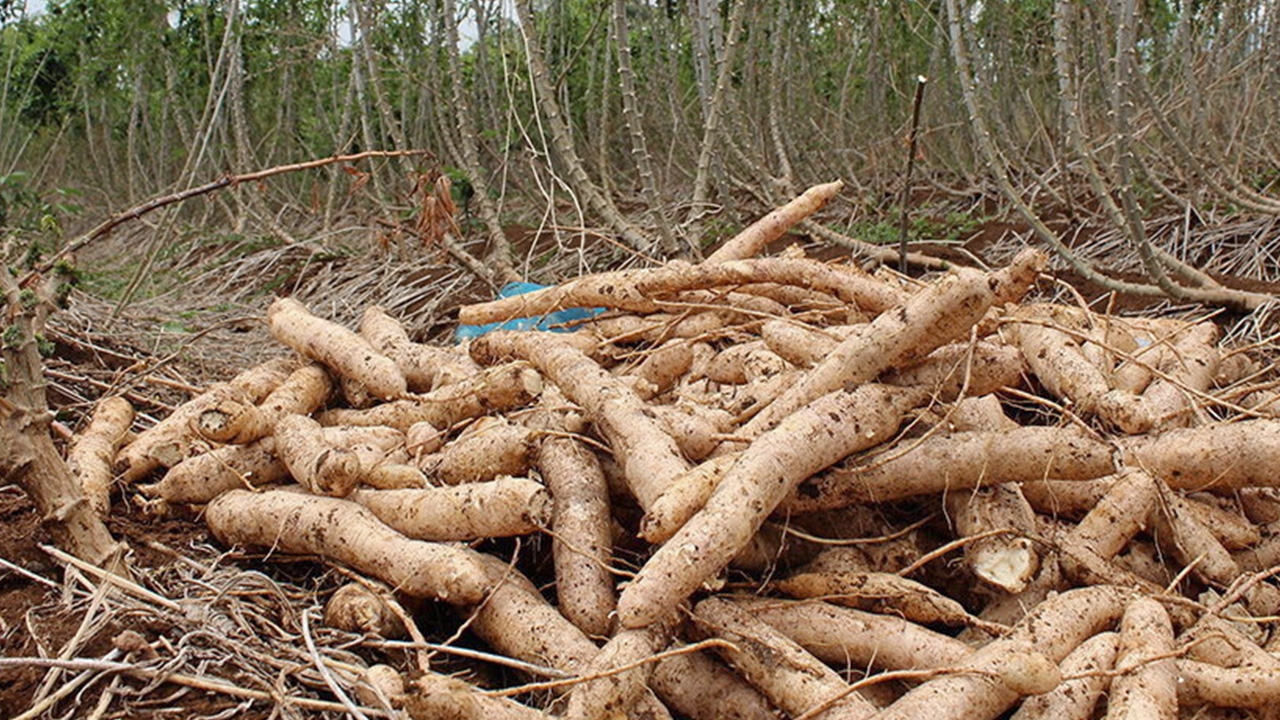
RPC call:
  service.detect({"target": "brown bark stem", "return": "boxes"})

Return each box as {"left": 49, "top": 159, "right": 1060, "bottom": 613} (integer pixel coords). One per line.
{"left": 512, "top": 0, "right": 655, "bottom": 254}
{"left": 1, "top": 268, "right": 125, "bottom": 572}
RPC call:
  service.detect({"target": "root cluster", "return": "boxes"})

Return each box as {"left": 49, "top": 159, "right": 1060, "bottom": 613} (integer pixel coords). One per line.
{"left": 75, "top": 184, "right": 1280, "bottom": 719}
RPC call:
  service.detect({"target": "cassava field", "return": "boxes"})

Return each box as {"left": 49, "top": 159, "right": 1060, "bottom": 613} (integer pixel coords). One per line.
{"left": 4, "top": 1, "right": 1280, "bottom": 718}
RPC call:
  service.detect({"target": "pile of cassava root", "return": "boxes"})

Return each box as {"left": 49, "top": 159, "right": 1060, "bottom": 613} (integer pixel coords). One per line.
{"left": 69, "top": 182, "right": 1280, "bottom": 719}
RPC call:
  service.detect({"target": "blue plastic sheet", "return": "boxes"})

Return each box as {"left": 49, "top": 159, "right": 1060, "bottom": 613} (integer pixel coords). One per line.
{"left": 455, "top": 281, "right": 605, "bottom": 341}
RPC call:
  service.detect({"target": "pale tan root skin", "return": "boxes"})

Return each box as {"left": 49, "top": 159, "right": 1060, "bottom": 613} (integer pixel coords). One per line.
{"left": 404, "top": 672, "right": 553, "bottom": 720}
{"left": 1177, "top": 609, "right": 1280, "bottom": 702}
{"left": 355, "top": 664, "right": 406, "bottom": 710}
{"left": 945, "top": 483, "right": 1040, "bottom": 593}
{"left": 458, "top": 256, "right": 904, "bottom": 326}
{"left": 703, "top": 341, "right": 791, "bottom": 384}
{"left": 417, "top": 416, "right": 533, "bottom": 484}
{"left": 346, "top": 477, "right": 551, "bottom": 542}
{"left": 1110, "top": 334, "right": 1159, "bottom": 394}
{"left": 649, "top": 403, "right": 733, "bottom": 462}
{"left": 457, "top": 556, "right": 674, "bottom": 719}
{"left": 205, "top": 489, "right": 491, "bottom": 603}
{"left": 70, "top": 396, "right": 134, "bottom": 516}
{"left": 405, "top": 420, "right": 444, "bottom": 456}
{"left": 137, "top": 437, "right": 288, "bottom": 505}
{"left": 945, "top": 394, "right": 1020, "bottom": 432}
{"left": 674, "top": 286, "right": 794, "bottom": 320}
{"left": 323, "top": 582, "right": 404, "bottom": 638}
{"left": 1107, "top": 597, "right": 1176, "bottom": 720}
{"left": 360, "top": 305, "right": 479, "bottom": 392}
{"left": 617, "top": 384, "right": 923, "bottom": 629}
{"left": 880, "top": 340, "right": 1024, "bottom": 401}
{"left": 1054, "top": 471, "right": 1165, "bottom": 593}
{"left": 625, "top": 339, "right": 694, "bottom": 399}
{"left": 760, "top": 319, "right": 846, "bottom": 367}
{"left": 691, "top": 596, "right": 878, "bottom": 720}
{"left": 274, "top": 413, "right": 364, "bottom": 497}
{"left": 1110, "top": 540, "right": 1175, "bottom": 589}
{"left": 783, "top": 426, "right": 1115, "bottom": 513}
{"left": 1120, "top": 420, "right": 1280, "bottom": 491}
{"left": 775, "top": 570, "right": 975, "bottom": 627}
{"left": 683, "top": 344, "right": 717, "bottom": 384}
{"left": 1237, "top": 531, "right": 1280, "bottom": 574}
{"left": 873, "top": 587, "right": 1122, "bottom": 720}
{"left": 1239, "top": 487, "right": 1280, "bottom": 525}
{"left": 316, "top": 362, "right": 543, "bottom": 431}
{"left": 1011, "top": 585, "right": 1129, "bottom": 660}
{"left": 464, "top": 554, "right": 598, "bottom": 676}
{"left": 470, "top": 330, "right": 688, "bottom": 511}
{"left": 1150, "top": 488, "right": 1242, "bottom": 588}
{"left": 1066, "top": 469, "right": 1158, "bottom": 560}
{"left": 733, "top": 281, "right": 847, "bottom": 314}
{"left": 1179, "top": 495, "right": 1261, "bottom": 549}
{"left": 647, "top": 649, "right": 777, "bottom": 720}
{"left": 1010, "top": 631, "right": 1118, "bottom": 720}
{"left": 1058, "top": 542, "right": 1164, "bottom": 597}
{"left": 1127, "top": 321, "right": 1219, "bottom": 432}
{"left": 723, "top": 370, "right": 801, "bottom": 421}
{"left": 432, "top": 342, "right": 489, "bottom": 388}
{"left": 134, "top": 426, "right": 390, "bottom": 508}
{"left": 705, "top": 180, "right": 846, "bottom": 263}
{"left": 267, "top": 297, "right": 406, "bottom": 400}
{"left": 254, "top": 363, "right": 333, "bottom": 430}
{"left": 1078, "top": 328, "right": 1114, "bottom": 382}
{"left": 989, "top": 248, "right": 1049, "bottom": 306}
{"left": 361, "top": 463, "right": 428, "bottom": 489}
{"left": 584, "top": 311, "right": 730, "bottom": 345}
{"left": 323, "top": 424, "right": 406, "bottom": 458}
{"left": 1176, "top": 661, "right": 1280, "bottom": 710}
{"left": 1020, "top": 478, "right": 1111, "bottom": 520}
{"left": 199, "top": 362, "right": 333, "bottom": 444}
{"left": 1003, "top": 306, "right": 1218, "bottom": 434}
{"left": 799, "top": 540, "right": 921, "bottom": 575}
{"left": 728, "top": 522, "right": 820, "bottom": 573}
{"left": 1214, "top": 347, "right": 1260, "bottom": 386}
{"left": 564, "top": 623, "right": 672, "bottom": 720}
{"left": 536, "top": 426, "right": 617, "bottom": 637}
{"left": 871, "top": 638, "right": 1059, "bottom": 720}
{"left": 337, "top": 373, "right": 378, "bottom": 409}
{"left": 116, "top": 356, "right": 296, "bottom": 481}
{"left": 193, "top": 388, "right": 265, "bottom": 444}
{"left": 1004, "top": 310, "right": 1114, "bottom": 418}
{"left": 963, "top": 559, "right": 1065, "bottom": 637}
{"left": 463, "top": 557, "right": 764, "bottom": 720}
{"left": 786, "top": 525, "right": 926, "bottom": 572}
{"left": 138, "top": 432, "right": 204, "bottom": 472}
{"left": 639, "top": 453, "right": 738, "bottom": 543}
{"left": 731, "top": 597, "right": 973, "bottom": 671}
{"left": 741, "top": 266, "right": 994, "bottom": 439}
